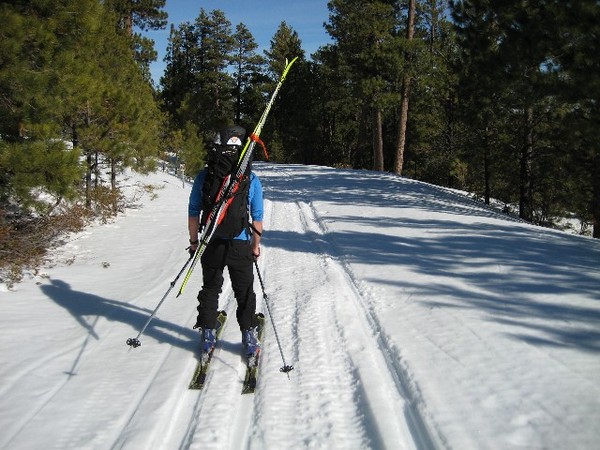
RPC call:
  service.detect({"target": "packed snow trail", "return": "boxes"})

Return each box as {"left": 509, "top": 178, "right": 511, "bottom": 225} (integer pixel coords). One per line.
{"left": 240, "top": 195, "right": 416, "bottom": 448}
{"left": 162, "top": 165, "right": 421, "bottom": 449}
{"left": 1, "top": 163, "right": 599, "bottom": 449}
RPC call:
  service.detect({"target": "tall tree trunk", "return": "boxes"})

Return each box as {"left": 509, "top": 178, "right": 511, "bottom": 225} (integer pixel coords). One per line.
{"left": 235, "top": 62, "right": 242, "bottom": 123}
{"left": 124, "top": 12, "right": 133, "bottom": 36}
{"left": 355, "top": 104, "right": 371, "bottom": 168}
{"left": 111, "top": 158, "right": 118, "bottom": 213}
{"left": 94, "top": 151, "right": 100, "bottom": 188}
{"left": 519, "top": 107, "right": 534, "bottom": 221}
{"left": 394, "top": 76, "right": 411, "bottom": 175}
{"left": 393, "top": 0, "right": 416, "bottom": 176}
{"left": 81, "top": 102, "right": 93, "bottom": 209}
{"left": 85, "top": 151, "right": 92, "bottom": 209}
{"left": 73, "top": 122, "right": 92, "bottom": 210}
{"left": 372, "top": 106, "right": 384, "bottom": 171}
{"left": 592, "top": 152, "right": 600, "bottom": 238}
{"left": 484, "top": 132, "right": 491, "bottom": 205}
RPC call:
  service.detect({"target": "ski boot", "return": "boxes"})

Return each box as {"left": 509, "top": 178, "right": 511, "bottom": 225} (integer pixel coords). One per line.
{"left": 198, "top": 328, "right": 217, "bottom": 363}
{"left": 242, "top": 326, "right": 261, "bottom": 366}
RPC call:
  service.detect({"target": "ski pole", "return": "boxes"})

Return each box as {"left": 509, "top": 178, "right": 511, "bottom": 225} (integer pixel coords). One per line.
{"left": 254, "top": 259, "right": 294, "bottom": 376}
{"left": 126, "top": 254, "right": 193, "bottom": 348}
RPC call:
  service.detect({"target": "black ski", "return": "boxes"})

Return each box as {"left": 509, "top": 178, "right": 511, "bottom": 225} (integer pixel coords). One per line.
{"left": 242, "top": 313, "right": 266, "bottom": 394}
{"left": 189, "top": 310, "right": 228, "bottom": 390}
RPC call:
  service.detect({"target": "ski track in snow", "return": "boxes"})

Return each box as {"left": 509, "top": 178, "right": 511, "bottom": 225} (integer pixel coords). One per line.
{"left": 296, "top": 199, "right": 437, "bottom": 450}
{"left": 242, "top": 166, "right": 423, "bottom": 449}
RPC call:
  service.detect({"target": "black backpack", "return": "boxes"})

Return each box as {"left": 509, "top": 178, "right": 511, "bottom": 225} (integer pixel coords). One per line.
{"left": 201, "top": 125, "right": 251, "bottom": 239}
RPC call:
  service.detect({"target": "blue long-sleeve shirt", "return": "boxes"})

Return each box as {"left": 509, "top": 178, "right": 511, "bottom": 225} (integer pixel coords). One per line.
{"left": 189, "top": 170, "right": 263, "bottom": 241}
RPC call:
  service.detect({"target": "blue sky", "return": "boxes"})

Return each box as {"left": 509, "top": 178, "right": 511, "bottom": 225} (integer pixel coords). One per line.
{"left": 142, "top": 0, "right": 333, "bottom": 84}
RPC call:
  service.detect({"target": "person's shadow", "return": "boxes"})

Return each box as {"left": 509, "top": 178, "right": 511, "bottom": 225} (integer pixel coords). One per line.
{"left": 40, "top": 278, "right": 199, "bottom": 375}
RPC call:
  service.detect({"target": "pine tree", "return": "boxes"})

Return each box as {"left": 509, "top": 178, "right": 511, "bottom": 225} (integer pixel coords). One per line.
{"left": 0, "top": 0, "right": 96, "bottom": 214}
{"left": 96, "top": 6, "right": 162, "bottom": 190}
{"left": 192, "top": 9, "right": 235, "bottom": 132}
{"left": 326, "top": 0, "right": 399, "bottom": 171}
{"left": 548, "top": 0, "right": 600, "bottom": 237}
{"left": 104, "top": 0, "right": 168, "bottom": 80}
{"left": 451, "top": 0, "right": 508, "bottom": 204}
{"left": 161, "top": 9, "right": 268, "bottom": 174}
{"left": 452, "top": 1, "right": 579, "bottom": 223}
{"left": 311, "top": 45, "right": 359, "bottom": 167}
{"left": 179, "top": 122, "right": 207, "bottom": 177}
{"left": 161, "top": 9, "right": 235, "bottom": 137}
{"left": 161, "top": 22, "right": 198, "bottom": 128}
{"left": 264, "top": 22, "right": 308, "bottom": 163}
{"left": 393, "top": 0, "right": 416, "bottom": 176}
{"left": 231, "top": 23, "right": 267, "bottom": 128}
{"left": 0, "top": 0, "right": 163, "bottom": 215}
{"left": 406, "top": 0, "right": 460, "bottom": 187}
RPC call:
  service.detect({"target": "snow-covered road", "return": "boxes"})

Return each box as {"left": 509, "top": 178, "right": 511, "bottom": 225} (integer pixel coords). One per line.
{"left": 2, "top": 163, "right": 599, "bottom": 449}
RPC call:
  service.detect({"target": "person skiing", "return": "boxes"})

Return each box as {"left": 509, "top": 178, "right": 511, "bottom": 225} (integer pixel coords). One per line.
{"left": 187, "top": 124, "right": 264, "bottom": 360}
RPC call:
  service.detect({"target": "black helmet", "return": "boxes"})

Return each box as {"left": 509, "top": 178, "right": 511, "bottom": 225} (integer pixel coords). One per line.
{"left": 208, "top": 124, "right": 247, "bottom": 175}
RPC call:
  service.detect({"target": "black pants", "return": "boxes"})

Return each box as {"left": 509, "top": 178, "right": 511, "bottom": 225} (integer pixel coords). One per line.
{"left": 196, "top": 239, "right": 258, "bottom": 331}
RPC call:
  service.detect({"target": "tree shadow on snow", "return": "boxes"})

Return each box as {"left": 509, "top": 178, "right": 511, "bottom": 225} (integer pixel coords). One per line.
{"left": 260, "top": 163, "right": 521, "bottom": 222}
{"left": 259, "top": 166, "right": 600, "bottom": 354}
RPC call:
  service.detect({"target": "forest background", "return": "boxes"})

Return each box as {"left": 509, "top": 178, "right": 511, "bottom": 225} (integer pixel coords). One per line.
{"left": 1, "top": 0, "right": 599, "bottom": 284}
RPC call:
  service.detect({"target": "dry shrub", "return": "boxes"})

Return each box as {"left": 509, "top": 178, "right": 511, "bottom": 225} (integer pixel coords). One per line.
{"left": 89, "top": 185, "right": 126, "bottom": 222}
{"left": 0, "top": 204, "right": 91, "bottom": 288}
{"left": 1, "top": 182, "right": 153, "bottom": 287}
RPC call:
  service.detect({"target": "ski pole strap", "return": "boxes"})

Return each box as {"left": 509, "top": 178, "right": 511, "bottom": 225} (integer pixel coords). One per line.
{"left": 249, "top": 222, "right": 262, "bottom": 237}
{"left": 250, "top": 133, "right": 269, "bottom": 160}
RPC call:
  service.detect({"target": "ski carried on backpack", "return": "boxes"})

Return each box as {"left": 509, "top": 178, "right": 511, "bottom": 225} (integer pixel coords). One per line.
{"left": 177, "top": 56, "right": 298, "bottom": 298}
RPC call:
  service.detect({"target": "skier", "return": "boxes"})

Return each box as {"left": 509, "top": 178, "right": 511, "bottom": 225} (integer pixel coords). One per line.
{"left": 188, "top": 124, "right": 264, "bottom": 360}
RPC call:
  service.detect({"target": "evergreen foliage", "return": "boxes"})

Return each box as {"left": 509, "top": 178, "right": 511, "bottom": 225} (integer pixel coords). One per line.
{"left": 104, "top": 0, "right": 168, "bottom": 81}
{"left": 161, "top": 9, "right": 236, "bottom": 137}
{"left": 179, "top": 122, "right": 206, "bottom": 177}
{"left": 326, "top": 0, "right": 398, "bottom": 170}
{"left": 450, "top": 0, "right": 599, "bottom": 235}
{"left": 231, "top": 24, "right": 267, "bottom": 128}
{"left": 263, "top": 22, "right": 309, "bottom": 164}
{"left": 158, "top": 1, "right": 597, "bottom": 238}
{"left": 3, "top": 0, "right": 596, "bottom": 277}
{"left": 1, "top": 0, "right": 165, "bottom": 277}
